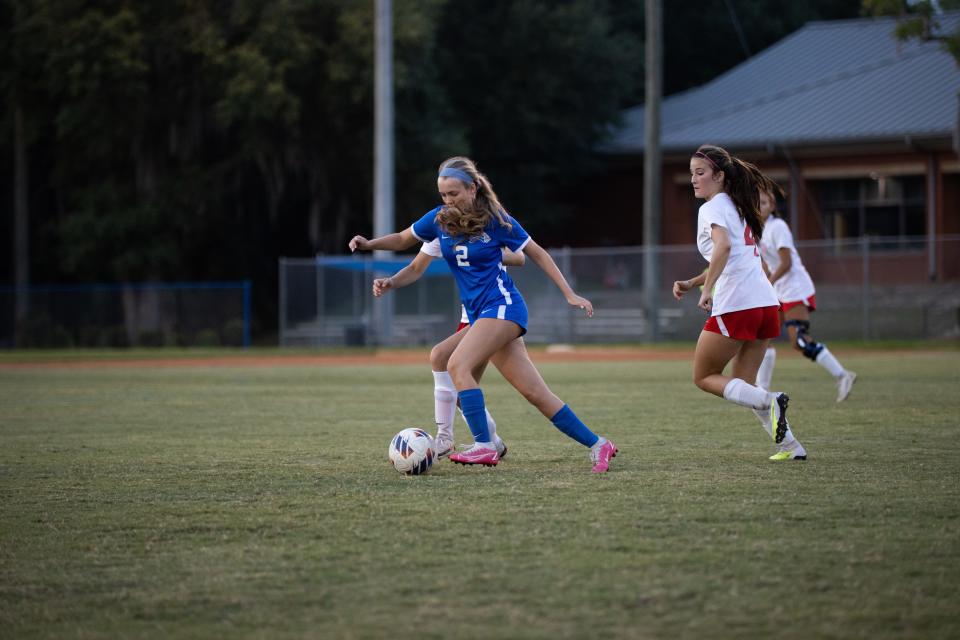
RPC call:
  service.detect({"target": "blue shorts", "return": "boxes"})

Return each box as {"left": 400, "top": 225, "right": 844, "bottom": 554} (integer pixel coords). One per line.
{"left": 467, "top": 298, "right": 528, "bottom": 336}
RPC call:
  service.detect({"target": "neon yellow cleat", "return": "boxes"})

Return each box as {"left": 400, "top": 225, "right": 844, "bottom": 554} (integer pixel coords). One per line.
{"left": 769, "top": 445, "right": 807, "bottom": 461}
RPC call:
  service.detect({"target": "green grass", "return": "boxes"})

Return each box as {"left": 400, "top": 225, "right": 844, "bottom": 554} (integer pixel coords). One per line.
{"left": 1, "top": 350, "right": 958, "bottom": 639}
{"left": 0, "top": 339, "right": 955, "bottom": 364}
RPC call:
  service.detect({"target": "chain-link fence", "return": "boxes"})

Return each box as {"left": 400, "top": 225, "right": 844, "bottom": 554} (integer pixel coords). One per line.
{"left": 1, "top": 281, "right": 252, "bottom": 348}
{"left": 280, "top": 236, "right": 960, "bottom": 347}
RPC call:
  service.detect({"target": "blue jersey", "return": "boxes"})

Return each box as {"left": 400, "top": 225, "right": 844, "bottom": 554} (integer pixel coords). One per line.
{"left": 410, "top": 206, "right": 531, "bottom": 323}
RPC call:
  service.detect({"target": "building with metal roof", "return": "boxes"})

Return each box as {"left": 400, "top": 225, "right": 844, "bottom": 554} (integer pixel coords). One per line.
{"left": 606, "top": 13, "right": 960, "bottom": 155}
{"left": 578, "top": 13, "right": 960, "bottom": 285}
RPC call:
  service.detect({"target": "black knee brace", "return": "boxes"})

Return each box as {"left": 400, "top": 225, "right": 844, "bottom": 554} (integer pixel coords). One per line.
{"left": 785, "top": 319, "right": 823, "bottom": 361}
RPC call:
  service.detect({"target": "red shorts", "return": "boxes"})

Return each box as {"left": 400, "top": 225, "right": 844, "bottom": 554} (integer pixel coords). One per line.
{"left": 781, "top": 295, "right": 816, "bottom": 313}
{"left": 456, "top": 322, "right": 470, "bottom": 332}
{"left": 704, "top": 305, "right": 781, "bottom": 340}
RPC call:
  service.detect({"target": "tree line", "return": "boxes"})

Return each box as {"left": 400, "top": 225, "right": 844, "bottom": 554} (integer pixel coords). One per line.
{"left": 2, "top": 0, "right": 863, "bottom": 336}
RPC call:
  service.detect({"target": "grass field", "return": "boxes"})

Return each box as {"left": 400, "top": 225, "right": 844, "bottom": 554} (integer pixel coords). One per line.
{"left": 1, "top": 347, "right": 958, "bottom": 639}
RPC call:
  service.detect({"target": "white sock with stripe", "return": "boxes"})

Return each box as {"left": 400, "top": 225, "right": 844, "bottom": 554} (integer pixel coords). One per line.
{"left": 815, "top": 346, "right": 845, "bottom": 377}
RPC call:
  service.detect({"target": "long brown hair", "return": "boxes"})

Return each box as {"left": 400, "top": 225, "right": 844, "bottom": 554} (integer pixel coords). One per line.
{"left": 434, "top": 156, "right": 512, "bottom": 238}
{"left": 694, "top": 144, "right": 780, "bottom": 242}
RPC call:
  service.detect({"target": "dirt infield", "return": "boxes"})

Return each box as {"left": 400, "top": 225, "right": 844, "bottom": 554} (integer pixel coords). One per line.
{"left": 2, "top": 345, "right": 953, "bottom": 371}
{"left": 0, "top": 346, "right": 694, "bottom": 370}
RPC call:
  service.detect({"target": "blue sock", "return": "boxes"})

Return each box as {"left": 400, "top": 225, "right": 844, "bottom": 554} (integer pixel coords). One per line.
{"left": 458, "top": 389, "right": 491, "bottom": 443}
{"left": 550, "top": 404, "right": 599, "bottom": 447}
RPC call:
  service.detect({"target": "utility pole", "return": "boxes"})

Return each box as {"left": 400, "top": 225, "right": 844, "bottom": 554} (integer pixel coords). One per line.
{"left": 14, "top": 105, "right": 29, "bottom": 343}
{"left": 373, "top": 0, "right": 394, "bottom": 344}
{"left": 643, "top": 0, "right": 663, "bottom": 342}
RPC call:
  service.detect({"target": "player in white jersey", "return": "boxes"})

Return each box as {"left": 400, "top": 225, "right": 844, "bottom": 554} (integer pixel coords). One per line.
{"left": 351, "top": 156, "right": 617, "bottom": 473}
{"left": 756, "top": 189, "right": 857, "bottom": 402}
{"left": 373, "top": 238, "right": 524, "bottom": 458}
{"left": 672, "top": 145, "right": 807, "bottom": 461}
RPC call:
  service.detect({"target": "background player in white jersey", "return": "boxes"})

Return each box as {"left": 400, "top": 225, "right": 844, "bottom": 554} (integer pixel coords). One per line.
{"left": 371, "top": 238, "right": 524, "bottom": 457}
{"left": 350, "top": 156, "right": 617, "bottom": 473}
{"left": 672, "top": 144, "right": 807, "bottom": 461}
{"left": 756, "top": 190, "right": 857, "bottom": 402}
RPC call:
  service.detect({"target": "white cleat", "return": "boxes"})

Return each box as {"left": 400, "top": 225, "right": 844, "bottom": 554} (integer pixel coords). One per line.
{"left": 434, "top": 436, "right": 455, "bottom": 458}
{"left": 837, "top": 371, "right": 857, "bottom": 403}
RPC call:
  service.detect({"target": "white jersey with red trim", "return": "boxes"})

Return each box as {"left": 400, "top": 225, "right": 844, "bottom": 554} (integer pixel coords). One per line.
{"left": 421, "top": 240, "right": 468, "bottom": 324}
{"left": 759, "top": 216, "right": 816, "bottom": 303}
{"left": 696, "top": 192, "right": 779, "bottom": 316}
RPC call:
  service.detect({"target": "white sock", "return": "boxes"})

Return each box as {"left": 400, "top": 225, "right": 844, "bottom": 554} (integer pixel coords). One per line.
{"left": 723, "top": 378, "right": 773, "bottom": 410}
{"left": 485, "top": 409, "right": 498, "bottom": 441}
{"left": 433, "top": 371, "right": 456, "bottom": 440}
{"left": 815, "top": 345, "right": 845, "bottom": 378}
{"left": 781, "top": 430, "right": 797, "bottom": 447}
{"left": 756, "top": 347, "right": 776, "bottom": 391}
{"left": 752, "top": 408, "right": 773, "bottom": 440}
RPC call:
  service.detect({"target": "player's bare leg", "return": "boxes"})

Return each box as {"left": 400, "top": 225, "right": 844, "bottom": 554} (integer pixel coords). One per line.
{"left": 692, "top": 330, "right": 746, "bottom": 397}
{"left": 491, "top": 338, "right": 617, "bottom": 473}
{"left": 446, "top": 319, "right": 520, "bottom": 466}
{"left": 694, "top": 332, "right": 802, "bottom": 456}
{"left": 430, "top": 327, "right": 501, "bottom": 457}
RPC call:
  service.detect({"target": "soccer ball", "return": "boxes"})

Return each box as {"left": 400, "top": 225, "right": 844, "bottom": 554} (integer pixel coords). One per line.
{"left": 388, "top": 428, "right": 436, "bottom": 475}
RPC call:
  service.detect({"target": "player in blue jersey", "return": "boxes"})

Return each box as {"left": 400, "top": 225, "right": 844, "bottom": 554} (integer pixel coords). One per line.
{"left": 372, "top": 239, "right": 525, "bottom": 458}
{"left": 349, "top": 156, "right": 618, "bottom": 473}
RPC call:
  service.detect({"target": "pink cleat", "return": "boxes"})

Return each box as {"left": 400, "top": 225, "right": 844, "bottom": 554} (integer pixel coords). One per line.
{"left": 449, "top": 444, "right": 499, "bottom": 467}
{"left": 590, "top": 439, "right": 618, "bottom": 474}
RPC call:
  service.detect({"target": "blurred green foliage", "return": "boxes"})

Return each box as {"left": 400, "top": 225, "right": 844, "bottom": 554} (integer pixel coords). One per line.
{"left": 863, "top": 0, "right": 960, "bottom": 64}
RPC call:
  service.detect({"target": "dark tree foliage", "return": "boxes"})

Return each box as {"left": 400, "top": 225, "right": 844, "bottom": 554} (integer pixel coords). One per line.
{"left": 0, "top": 0, "right": 863, "bottom": 334}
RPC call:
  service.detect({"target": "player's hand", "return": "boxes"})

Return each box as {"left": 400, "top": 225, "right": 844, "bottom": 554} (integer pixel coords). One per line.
{"left": 372, "top": 277, "right": 393, "bottom": 297}
{"left": 697, "top": 290, "right": 713, "bottom": 313}
{"left": 672, "top": 280, "right": 691, "bottom": 300}
{"left": 567, "top": 294, "right": 594, "bottom": 318}
{"left": 348, "top": 235, "right": 370, "bottom": 252}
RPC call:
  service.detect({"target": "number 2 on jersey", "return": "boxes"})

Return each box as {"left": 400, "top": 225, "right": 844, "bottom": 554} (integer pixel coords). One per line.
{"left": 744, "top": 227, "right": 759, "bottom": 256}
{"left": 455, "top": 245, "right": 470, "bottom": 267}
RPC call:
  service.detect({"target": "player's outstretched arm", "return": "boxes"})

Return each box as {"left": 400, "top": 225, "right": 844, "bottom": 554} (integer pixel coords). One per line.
{"left": 523, "top": 240, "right": 593, "bottom": 317}
{"left": 373, "top": 251, "right": 432, "bottom": 297}
{"left": 501, "top": 248, "right": 525, "bottom": 267}
{"left": 349, "top": 228, "right": 417, "bottom": 253}
{"left": 767, "top": 247, "right": 792, "bottom": 284}
{"left": 673, "top": 271, "right": 707, "bottom": 300}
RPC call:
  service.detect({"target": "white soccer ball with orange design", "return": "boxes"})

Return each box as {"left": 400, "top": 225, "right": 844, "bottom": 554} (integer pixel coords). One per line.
{"left": 387, "top": 428, "right": 436, "bottom": 475}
